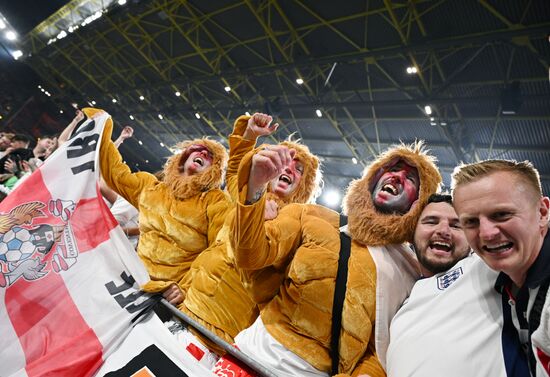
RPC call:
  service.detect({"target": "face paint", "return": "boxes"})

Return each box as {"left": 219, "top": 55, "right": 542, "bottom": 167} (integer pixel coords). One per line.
{"left": 269, "top": 158, "right": 304, "bottom": 199}
{"left": 371, "top": 160, "right": 419, "bottom": 214}
{"left": 180, "top": 144, "right": 213, "bottom": 176}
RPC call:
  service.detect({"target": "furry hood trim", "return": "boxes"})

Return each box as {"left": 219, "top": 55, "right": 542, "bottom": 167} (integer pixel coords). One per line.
{"left": 163, "top": 138, "right": 228, "bottom": 200}
{"left": 343, "top": 141, "right": 441, "bottom": 246}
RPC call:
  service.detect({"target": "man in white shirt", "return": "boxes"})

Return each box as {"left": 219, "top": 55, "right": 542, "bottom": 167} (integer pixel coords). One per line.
{"left": 387, "top": 193, "right": 528, "bottom": 377}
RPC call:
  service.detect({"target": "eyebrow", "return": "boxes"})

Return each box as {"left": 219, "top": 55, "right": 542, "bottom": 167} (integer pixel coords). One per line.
{"left": 420, "top": 215, "right": 439, "bottom": 221}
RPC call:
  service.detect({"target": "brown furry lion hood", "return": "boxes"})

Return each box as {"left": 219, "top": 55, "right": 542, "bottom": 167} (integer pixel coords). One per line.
{"left": 343, "top": 141, "right": 441, "bottom": 246}
{"left": 163, "top": 138, "right": 228, "bottom": 200}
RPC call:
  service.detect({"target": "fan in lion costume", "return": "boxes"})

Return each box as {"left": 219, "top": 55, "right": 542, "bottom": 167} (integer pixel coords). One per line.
{"left": 86, "top": 108, "right": 230, "bottom": 306}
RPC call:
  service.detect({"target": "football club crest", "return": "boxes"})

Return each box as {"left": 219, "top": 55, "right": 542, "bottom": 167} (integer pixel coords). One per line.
{"left": 437, "top": 267, "right": 463, "bottom": 290}
{"left": 0, "top": 199, "right": 78, "bottom": 287}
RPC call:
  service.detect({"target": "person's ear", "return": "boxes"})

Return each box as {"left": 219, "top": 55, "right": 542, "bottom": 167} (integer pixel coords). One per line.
{"left": 538, "top": 197, "right": 550, "bottom": 227}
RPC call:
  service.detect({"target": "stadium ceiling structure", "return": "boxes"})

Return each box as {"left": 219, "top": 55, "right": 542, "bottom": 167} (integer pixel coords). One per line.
{"left": 14, "top": 0, "right": 550, "bottom": 205}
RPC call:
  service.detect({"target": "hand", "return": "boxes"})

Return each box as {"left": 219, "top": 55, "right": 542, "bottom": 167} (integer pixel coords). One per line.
{"left": 264, "top": 199, "right": 278, "bottom": 220}
{"left": 20, "top": 160, "right": 31, "bottom": 173}
{"left": 162, "top": 283, "right": 184, "bottom": 305}
{"left": 74, "top": 109, "right": 84, "bottom": 123}
{"left": 243, "top": 113, "right": 279, "bottom": 140}
{"left": 246, "top": 145, "right": 295, "bottom": 203}
{"left": 119, "top": 126, "right": 134, "bottom": 140}
{"left": 4, "top": 159, "right": 17, "bottom": 174}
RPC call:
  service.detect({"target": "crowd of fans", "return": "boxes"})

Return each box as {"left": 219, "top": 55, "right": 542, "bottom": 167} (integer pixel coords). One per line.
{"left": 2, "top": 108, "right": 549, "bottom": 377}
{"left": 0, "top": 130, "right": 57, "bottom": 198}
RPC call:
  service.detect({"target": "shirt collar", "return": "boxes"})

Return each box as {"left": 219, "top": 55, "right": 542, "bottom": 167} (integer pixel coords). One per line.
{"left": 525, "top": 227, "right": 550, "bottom": 288}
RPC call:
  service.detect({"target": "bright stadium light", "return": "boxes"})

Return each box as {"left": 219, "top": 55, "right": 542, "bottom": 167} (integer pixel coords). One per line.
{"left": 12, "top": 50, "right": 23, "bottom": 60}
{"left": 315, "top": 109, "right": 322, "bottom": 117}
{"left": 296, "top": 78, "right": 304, "bottom": 85}
{"left": 194, "top": 113, "right": 201, "bottom": 119}
{"left": 5, "top": 31, "right": 16, "bottom": 41}
{"left": 424, "top": 105, "right": 432, "bottom": 115}
{"left": 323, "top": 189, "right": 341, "bottom": 208}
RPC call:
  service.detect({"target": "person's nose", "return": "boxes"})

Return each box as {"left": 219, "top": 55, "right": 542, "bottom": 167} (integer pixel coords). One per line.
{"left": 435, "top": 221, "right": 452, "bottom": 240}
{"left": 479, "top": 217, "right": 499, "bottom": 242}
{"left": 389, "top": 170, "right": 405, "bottom": 184}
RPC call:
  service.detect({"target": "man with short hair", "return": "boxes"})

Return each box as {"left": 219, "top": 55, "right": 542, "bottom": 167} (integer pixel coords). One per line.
{"left": 10, "top": 134, "right": 31, "bottom": 150}
{"left": 452, "top": 159, "right": 550, "bottom": 377}
{"left": 0, "top": 134, "right": 34, "bottom": 176}
{"left": 387, "top": 193, "right": 527, "bottom": 376}
{"left": 32, "top": 136, "right": 56, "bottom": 161}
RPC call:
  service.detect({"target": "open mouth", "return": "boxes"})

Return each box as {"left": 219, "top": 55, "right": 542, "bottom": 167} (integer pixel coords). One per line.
{"left": 279, "top": 174, "right": 292, "bottom": 184}
{"left": 429, "top": 241, "right": 452, "bottom": 253}
{"left": 382, "top": 183, "right": 398, "bottom": 195}
{"left": 483, "top": 242, "right": 513, "bottom": 254}
{"left": 193, "top": 157, "right": 204, "bottom": 166}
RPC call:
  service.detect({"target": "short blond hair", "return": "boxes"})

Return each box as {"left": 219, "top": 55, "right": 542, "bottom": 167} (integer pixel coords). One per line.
{"left": 451, "top": 159, "right": 542, "bottom": 198}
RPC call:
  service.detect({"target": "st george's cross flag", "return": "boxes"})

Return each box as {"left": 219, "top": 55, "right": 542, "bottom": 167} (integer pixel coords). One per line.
{"left": 0, "top": 111, "right": 210, "bottom": 377}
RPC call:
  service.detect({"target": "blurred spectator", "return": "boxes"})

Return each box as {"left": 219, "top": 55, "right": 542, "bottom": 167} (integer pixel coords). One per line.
{"left": 0, "top": 133, "right": 15, "bottom": 159}
{"left": 32, "top": 135, "right": 56, "bottom": 161}
{"left": 10, "top": 134, "right": 31, "bottom": 150}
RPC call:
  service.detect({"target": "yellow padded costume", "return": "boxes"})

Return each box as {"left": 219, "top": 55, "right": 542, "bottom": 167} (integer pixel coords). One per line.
{"left": 90, "top": 107, "right": 231, "bottom": 292}
{"left": 179, "top": 115, "right": 323, "bottom": 349}
{"left": 231, "top": 142, "right": 441, "bottom": 376}
{"left": 177, "top": 115, "right": 258, "bottom": 346}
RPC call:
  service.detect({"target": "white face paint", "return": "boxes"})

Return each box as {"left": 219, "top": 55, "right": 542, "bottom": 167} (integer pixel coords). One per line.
{"left": 372, "top": 160, "right": 420, "bottom": 214}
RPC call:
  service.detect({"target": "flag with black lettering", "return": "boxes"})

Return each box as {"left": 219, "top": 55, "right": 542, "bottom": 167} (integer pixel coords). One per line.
{"left": 0, "top": 112, "right": 157, "bottom": 377}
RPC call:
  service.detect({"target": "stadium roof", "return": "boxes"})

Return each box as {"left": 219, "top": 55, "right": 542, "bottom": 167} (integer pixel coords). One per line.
{"left": 2, "top": 0, "right": 549, "bottom": 207}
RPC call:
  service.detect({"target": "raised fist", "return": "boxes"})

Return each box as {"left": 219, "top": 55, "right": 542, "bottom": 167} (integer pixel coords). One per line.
{"left": 243, "top": 113, "right": 279, "bottom": 140}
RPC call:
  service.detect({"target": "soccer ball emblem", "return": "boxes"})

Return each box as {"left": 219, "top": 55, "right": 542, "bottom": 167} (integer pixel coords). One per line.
{"left": 0, "top": 226, "right": 36, "bottom": 263}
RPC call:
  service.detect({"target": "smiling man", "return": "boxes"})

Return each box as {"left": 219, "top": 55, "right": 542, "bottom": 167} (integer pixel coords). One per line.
{"left": 91, "top": 107, "right": 230, "bottom": 306}
{"left": 387, "top": 193, "right": 528, "bottom": 377}
{"left": 452, "top": 159, "right": 550, "bottom": 377}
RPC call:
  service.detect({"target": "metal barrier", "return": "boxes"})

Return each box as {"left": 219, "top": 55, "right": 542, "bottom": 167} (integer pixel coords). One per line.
{"left": 160, "top": 298, "right": 279, "bottom": 377}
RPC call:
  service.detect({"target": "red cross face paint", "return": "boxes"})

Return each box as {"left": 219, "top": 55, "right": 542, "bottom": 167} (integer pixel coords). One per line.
{"left": 180, "top": 144, "right": 213, "bottom": 176}
{"left": 371, "top": 160, "right": 419, "bottom": 214}
{"left": 269, "top": 158, "right": 304, "bottom": 199}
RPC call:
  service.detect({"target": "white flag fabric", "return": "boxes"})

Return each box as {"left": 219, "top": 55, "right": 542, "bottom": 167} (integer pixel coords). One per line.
{"left": 0, "top": 113, "right": 213, "bottom": 377}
